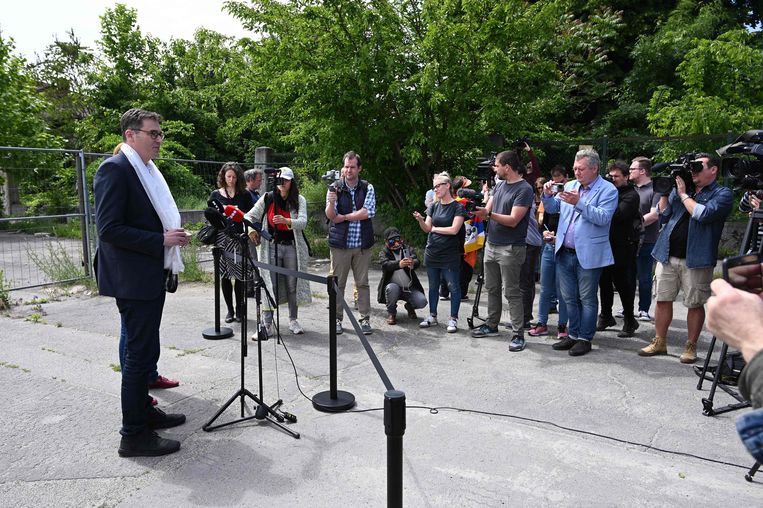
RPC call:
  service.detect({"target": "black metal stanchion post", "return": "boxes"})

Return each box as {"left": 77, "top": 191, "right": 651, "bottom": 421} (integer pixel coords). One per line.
{"left": 385, "top": 390, "right": 405, "bottom": 508}
{"left": 313, "top": 275, "right": 355, "bottom": 411}
{"left": 203, "top": 245, "right": 234, "bottom": 340}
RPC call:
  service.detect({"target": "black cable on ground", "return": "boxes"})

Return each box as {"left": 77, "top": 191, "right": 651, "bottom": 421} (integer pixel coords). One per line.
{"left": 276, "top": 344, "right": 749, "bottom": 471}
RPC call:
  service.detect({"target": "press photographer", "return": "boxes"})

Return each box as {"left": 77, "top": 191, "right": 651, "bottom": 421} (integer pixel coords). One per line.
{"left": 246, "top": 167, "right": 312, "bottom": 336}
{"left": 638, "top": 153, "right": 733, "bottom": 363}
{"left": 720, "top": 129, "right": 763, "bottom": 253}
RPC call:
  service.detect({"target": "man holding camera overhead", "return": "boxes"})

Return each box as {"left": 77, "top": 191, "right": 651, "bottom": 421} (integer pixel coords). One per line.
{"left": 325, "top": 151, "right": 376, "bottom": 335}
{"left": 638, "top": 153, "right": 733, "bottom": 363}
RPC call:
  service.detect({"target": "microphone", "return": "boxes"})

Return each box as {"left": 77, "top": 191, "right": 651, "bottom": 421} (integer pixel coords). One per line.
{"left": 204, "top": 207, "right": 227, "bottom": 231}
{"left": 209, "top": 199, "right": 272, "bottom": 241}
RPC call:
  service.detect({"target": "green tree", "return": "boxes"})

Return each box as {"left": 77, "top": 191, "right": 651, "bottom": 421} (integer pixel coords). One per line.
{"left": 600, "top": 0, "right": 744, "bottom": 135}
{"left": 647, "top": 28, "right": 763, "bottom": 141}
{"left": 223, "top": 0, "right": 623, "bottom": 207}
{"left": 32, "top": 30, "right": 96, "bottom": 148}
{"left": 0, "top": 33, "right": 58, "bottom": 148}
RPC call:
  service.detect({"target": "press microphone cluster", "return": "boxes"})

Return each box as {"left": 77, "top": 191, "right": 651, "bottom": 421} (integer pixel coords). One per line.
{"left": 207, "top": 199, "right": 272, "bottom": 241}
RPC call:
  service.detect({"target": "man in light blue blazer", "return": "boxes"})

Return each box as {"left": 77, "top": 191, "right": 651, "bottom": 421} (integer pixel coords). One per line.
{"left": 541, "top": 149, "right": 618, "bottom": 356}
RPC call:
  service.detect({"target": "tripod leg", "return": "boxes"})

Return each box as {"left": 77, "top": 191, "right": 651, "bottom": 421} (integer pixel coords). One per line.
{"left": 696, "top": 335, "right": 717, "bottom": 390}
{"left": 746, "top": 461, "right": 760, "bottom": 482}
{"left": 264, "top": 415, "right": 301, "bottom": 439}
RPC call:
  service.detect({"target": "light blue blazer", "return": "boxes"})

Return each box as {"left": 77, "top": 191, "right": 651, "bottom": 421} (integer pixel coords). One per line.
{"left": 541, "top": 176, "right": 618, "bottom": 269}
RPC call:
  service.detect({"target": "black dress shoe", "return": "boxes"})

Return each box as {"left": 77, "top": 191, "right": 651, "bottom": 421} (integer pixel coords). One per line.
{"left": 552, "top": 337, "right": 576, "bottom": 350}
{"left": 617, "top": 318, "right": 639, "bottom": 338}
{"left": 404, "top": 302, "right": 417, "bottom": 320}
{"left": 569, "top": 340, "right": 592, "bottom": 356}
{"left": 224, "top": 312, "right": 235, "bottom": 323}
{"left": 596, "top": 315, "right": 616, "bottom": 331}
{"left": 147, "top": 407, "right": 186, "bottom": 430}
{"left": 118, "top": 429, "right": 180, "bottom": 457}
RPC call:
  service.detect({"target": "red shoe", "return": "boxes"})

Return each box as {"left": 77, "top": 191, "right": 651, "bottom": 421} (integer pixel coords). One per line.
{"left": 151, "top": 397, "right": 158, "bottom": 406}
{"left": 148, "top": 375, "right": 180, "bottom": 389}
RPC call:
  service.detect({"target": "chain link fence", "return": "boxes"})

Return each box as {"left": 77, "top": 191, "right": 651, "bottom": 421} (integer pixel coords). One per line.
{"left": 0, "top": 133, "right": 745, "bottom": 291}
{"left": 0, "top": 146, "right": 256, "bottom": 291}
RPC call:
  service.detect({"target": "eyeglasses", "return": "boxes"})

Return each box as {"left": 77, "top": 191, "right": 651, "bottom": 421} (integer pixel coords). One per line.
{"left": 131, "top": 128, "right": 165, "bottom": 140}
{"left": 433, "top": 182, "right": 448, "bottom": 190}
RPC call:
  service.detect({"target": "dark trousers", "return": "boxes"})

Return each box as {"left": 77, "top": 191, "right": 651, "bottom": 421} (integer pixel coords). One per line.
{"left": 599, "top": 243, "right": 637, "bottom": 320}
{"left": 520, "top": 244, "right": 542, "bottom": 324}
{"left": 116, "top": 292, "right": 166, "bottom": 436}
{"left": 221, "top": 277, "right": 244, "bottom": 317}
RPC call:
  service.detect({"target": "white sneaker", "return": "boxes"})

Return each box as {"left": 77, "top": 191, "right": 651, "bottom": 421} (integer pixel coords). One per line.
{"left": 637, "top": 310, "right": 654, "bottom": 321}
{"left": 419, "top": 315, "right": 438, "bottom": 328}
{"left": 447, "top": 318, "right": 458, "bottom": 333}
{"left": 614, "top": 308, "right": 624, "bottom": 318}
{"left": 289, "top": 319, "right": 304, "bottom": 334}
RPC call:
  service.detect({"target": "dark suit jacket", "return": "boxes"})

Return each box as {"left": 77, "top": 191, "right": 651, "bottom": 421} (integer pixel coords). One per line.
{"left": 93, "top": 152, "right": 166, "bottom": 300}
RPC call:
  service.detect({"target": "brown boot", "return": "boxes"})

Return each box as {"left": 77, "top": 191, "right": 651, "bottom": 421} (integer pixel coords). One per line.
{"left": 638, "top": 336, "right": 667, "bottom": 356}
{"left": 386, "top": 313, "right": 397, "bottom": 325}
{"left": 679, "top": 341, "right": 697, "bottom": 364}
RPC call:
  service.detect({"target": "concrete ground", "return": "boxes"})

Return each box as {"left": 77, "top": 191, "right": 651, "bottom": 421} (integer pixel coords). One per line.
{"left": 0, "top": 262, "right": 760, "bottom": 507}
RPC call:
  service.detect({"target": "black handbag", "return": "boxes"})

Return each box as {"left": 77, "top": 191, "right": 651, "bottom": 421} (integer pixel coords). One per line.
{"left": 197, "top": 223, "right": 217, "bottom": 245}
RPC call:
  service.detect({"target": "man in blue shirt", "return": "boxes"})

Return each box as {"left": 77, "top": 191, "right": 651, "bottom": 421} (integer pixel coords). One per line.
{"left": 639, "top": 153, "right": 733, "bottom": 363}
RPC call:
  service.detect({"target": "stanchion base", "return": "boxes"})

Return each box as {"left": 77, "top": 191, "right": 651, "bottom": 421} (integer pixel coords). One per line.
{"left": 312, "top": 390, "right": 356, "bottom": 412}
{"left": 202, "top": 327, "right": 234, "bottom": 340}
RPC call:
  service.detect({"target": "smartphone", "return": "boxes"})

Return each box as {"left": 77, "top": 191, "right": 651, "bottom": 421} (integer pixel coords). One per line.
{"left": 722, "top": 253, "right": 763, "bottom": 293}
{"left": 553, "top": 183, "right": 565, "bottom": 194}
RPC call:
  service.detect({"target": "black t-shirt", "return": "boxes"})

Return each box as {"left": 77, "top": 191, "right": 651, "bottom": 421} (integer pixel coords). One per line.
{"left": 669, "top": 211, "right": 690, "bottom": 259}
{"left": 425, "top": 200, "right": 468, "bottom": 268}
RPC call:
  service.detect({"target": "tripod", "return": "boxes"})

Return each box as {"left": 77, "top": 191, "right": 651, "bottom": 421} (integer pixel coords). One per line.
{"left": 695, "top": 208, "right": 763, "bottom": 416}
{"left": 203, "top": 229, "right": 299, "bottom": 438}
{"left": 466, "top": 217, "right": 490, "bottom": 330}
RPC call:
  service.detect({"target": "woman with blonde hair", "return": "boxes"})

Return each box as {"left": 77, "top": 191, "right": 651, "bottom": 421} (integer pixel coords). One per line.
{"left": 413, "top": 172, "right": 468, "bottom": 333}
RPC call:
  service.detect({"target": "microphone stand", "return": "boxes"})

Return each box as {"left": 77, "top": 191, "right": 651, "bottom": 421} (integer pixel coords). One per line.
{"left": 202, "top": 221, "right": 299, "bottom": 438}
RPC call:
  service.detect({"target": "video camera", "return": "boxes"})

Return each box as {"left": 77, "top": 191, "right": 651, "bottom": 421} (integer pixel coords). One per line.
{"left": 457, "top": 188, "right": 485, "bottom": 213}
{"left": 321, "top": 169, "right": 343, "bottom": 193}
{"left": 475, "top": 153, "right": 496, "bottom": 182}
{"left": 263, "top": 166, "right": 284, "bottom": 188}
{"left": 717, "top": 129, "right": 763, "bottom": 192}
{"left": 652, "top": 153, "right": 701, "bottom": 195}
{"left": 513, "top": 136, "right": 530, "bottom": 149}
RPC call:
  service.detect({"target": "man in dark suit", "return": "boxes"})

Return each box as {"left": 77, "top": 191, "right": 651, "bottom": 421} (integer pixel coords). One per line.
{"left": 94, "top": 108, "right": 189, "bottom": 457}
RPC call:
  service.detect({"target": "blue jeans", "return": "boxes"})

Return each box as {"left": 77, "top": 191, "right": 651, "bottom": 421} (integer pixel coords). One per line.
{"left": 737, "top": 407, "right": 763, "bottom": 464}
{"left": 635, "top": 242, "right": 655, "bottom": 313}
{"left": 556, "top": 249, "right": 602, "bottom": 341}
{"left": 119, "top": 314, "right": 159, "bottom": 384}
{"left": 427, "top": 265, "right": 461, "bottom": 319}
{"left": 537, "top": 243, "right": 568, "bottom": 327}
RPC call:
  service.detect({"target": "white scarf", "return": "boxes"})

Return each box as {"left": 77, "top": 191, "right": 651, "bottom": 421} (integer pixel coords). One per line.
{"left": 120, "top": 144, "right": 184, "bottom": 274}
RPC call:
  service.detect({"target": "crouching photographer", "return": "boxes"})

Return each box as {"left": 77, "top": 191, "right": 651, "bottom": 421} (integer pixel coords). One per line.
{"left": 377, "top": 227, "right": 427, "bottom": 325}
{"left": 707, "top": 260, "right": 763, "bottom": 463}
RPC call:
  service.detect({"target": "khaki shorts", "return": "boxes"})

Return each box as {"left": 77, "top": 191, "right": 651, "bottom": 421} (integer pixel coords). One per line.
{"left": 653, "top": 257, "right": 713, "bottom": 308}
